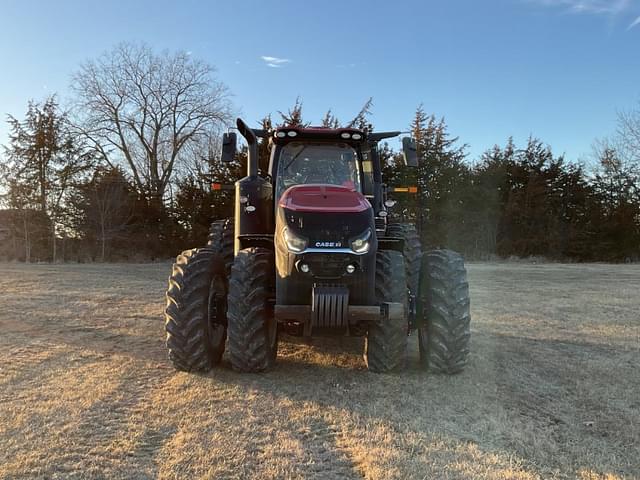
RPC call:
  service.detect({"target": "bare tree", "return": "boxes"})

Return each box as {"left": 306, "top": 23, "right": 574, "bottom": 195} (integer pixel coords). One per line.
{"left": 71, "top": 42, "right": 232, "bottom": 209}
{"left": 589, "top": 101, "right": 640, "bottom": 208}
{"left": 618, "top": 100, "right": 640, "bottom": 165}
{"left": 592, "top": 137, "right": 639, "bottom": 208}
{"left": 92, "top": 169, "right": 135, "bottom": 262}
{"left": 1, "top": 181, "right": 36, "bottom": 262}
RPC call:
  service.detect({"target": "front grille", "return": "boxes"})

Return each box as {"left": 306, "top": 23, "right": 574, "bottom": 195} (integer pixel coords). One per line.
{"left": 305, "top": 254, "right": 350, "bottom": 278}
{"left": 375, "top": 216, "right": 386, "bottom": 231}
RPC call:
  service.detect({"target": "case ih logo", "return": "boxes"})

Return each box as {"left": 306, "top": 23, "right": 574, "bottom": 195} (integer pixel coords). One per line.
{"left": 315, "top": 241, "right": 342, "bottom": 248}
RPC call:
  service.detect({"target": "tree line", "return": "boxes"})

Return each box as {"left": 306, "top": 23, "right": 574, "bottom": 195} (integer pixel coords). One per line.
{"left": 0, "top": 43, "right": 638, "bottom": 262}
{"left": 385, "top": 106, "right": 640, "bottom": 261}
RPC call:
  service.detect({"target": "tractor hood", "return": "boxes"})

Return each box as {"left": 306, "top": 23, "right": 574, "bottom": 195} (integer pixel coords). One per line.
{"left": 276, "top": 184, "right": 375, "bottom": 252}
{"left": 278, "top": 184, "right": 370, "bottom": 213}
{"left": 274, "top": 183, "right": 377, "bottom": 307}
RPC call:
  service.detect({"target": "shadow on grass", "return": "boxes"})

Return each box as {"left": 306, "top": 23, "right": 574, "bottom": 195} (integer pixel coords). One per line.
{"left": 193, "top": 331, "right": 639, "bottom": 479}
{"left": 9, "top": 307, "right": 635, "bottom": 478}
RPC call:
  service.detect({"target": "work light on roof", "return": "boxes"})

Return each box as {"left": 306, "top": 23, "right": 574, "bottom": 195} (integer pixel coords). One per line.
{"left": 352, "top": 133, "right": 362, "bottom": 140}
{"left": 287, "top": 130, "right": 297, "bottom": 137}
{"left": 276, "top": 131, "right": 286, "bottom": 138}
{"left": 340, "top": 132, "right": 351, "bottom": 139}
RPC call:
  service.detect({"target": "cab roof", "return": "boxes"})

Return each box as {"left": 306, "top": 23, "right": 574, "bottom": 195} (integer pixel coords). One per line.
{"left": 271, "top": 126, "right": 366, "bottom": 145}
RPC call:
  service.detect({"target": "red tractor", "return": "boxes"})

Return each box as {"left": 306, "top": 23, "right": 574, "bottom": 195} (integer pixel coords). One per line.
{"left": 164, "top": 118, "right": 470, "bottom": 373}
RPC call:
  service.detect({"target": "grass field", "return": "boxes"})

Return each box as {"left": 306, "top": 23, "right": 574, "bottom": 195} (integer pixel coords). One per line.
{"left": 0, "top": 262, "right": 638, "bottom": 479}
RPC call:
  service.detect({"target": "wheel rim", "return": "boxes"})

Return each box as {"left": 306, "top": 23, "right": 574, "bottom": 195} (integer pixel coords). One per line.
{"left": 206, "top": 273, "right": 226, "bottom": 347}
{"left": 418, "top": 327, "right": 428, "bottom": 355}
{"left": 266, "top": 312, "right": 277, "bottom": 350}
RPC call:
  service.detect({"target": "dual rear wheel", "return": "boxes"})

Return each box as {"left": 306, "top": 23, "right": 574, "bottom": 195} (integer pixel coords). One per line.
{"left": 164, "top": 246, "right": 276, "bottom": 373}
{"left": 386, "top": 223, "right": 472, "bottom": 374}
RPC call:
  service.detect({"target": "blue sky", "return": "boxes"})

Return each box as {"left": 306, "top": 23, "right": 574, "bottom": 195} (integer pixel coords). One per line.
{"left": 0, "top": 0, "right": 639, "bottom": 162}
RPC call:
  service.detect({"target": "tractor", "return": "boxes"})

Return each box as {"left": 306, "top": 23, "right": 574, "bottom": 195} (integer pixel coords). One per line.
{"left": 164, "top": 118, "right": 470, "bottom": 373}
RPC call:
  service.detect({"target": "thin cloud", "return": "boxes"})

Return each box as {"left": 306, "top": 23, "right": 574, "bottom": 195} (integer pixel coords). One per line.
{"left": 260, "top": 55, "right": 291, "bottom": 67}
{"left": 529, "top": 0, "right": 631, "bottom": 15}
{"left": 629, "top": 15, "right": 640, "bottom": 28}
{"left": 528, "top": 0, "right": 640, "bottom": 29}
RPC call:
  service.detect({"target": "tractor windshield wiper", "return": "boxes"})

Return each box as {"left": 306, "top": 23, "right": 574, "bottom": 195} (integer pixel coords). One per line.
{"left": 284, "top": 146, "right": 308, "bottom": 171}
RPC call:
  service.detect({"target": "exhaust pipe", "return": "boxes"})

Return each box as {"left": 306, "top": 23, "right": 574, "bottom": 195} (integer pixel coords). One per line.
{"left": 236, "top": 118, "right": 258, "bottom": 177}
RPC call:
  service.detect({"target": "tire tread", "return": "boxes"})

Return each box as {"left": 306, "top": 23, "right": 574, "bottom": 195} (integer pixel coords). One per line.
{"left": 418, "top": 249, "right": 471, "bottom": 374}
{"left": 164, "top": 248, "right": 226, "bottom": 372}
{"left": 365, "top": 250, "right": 408, "bottom": 373}
{"left": 227, "top": 247, "right": 276, "bottom": 372}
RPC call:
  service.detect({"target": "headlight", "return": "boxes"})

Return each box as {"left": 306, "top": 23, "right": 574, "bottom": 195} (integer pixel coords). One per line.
{"left": 350, "top": 229, "right": 371, "bottom": 254}
{"left": 283, "top": 227, "right": 308, "bottom": 253}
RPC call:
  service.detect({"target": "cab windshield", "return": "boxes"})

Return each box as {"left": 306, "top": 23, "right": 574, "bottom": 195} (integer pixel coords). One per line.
{"left": 276, "top": 142, "right": 361, "bottom": 199}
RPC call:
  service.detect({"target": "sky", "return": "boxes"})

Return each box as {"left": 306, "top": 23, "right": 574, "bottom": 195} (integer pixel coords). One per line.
{"left": 0, "top": 0, "right": 639, "bottom": 162}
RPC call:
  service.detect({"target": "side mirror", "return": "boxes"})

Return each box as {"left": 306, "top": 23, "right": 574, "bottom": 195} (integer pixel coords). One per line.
{"left": 220, "top": 132, "right": 237, "bottom": 163}
{"left": 402, "top": 137, "right": 418, "bottom": 167}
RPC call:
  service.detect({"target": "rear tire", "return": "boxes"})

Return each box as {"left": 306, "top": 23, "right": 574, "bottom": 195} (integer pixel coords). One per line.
{"left": 418, "top": 249, "right": 471, "bottom": 374}
{"left": 207, "top": 218, "right": 234, "bottom": 276}
{"left": 386, "top": 223, "right": 422, "bottom": 295}
{"left": 365, "top": 250, "right": 407, "bottom": 373}
{"left": 165, "top": 248, "right": 227, "bottom": 372}
{"left": 227, "top": 247, "right": 277, "bottom": 372}
{"left": 386, "top": 223, "right": 422, "bottom": 329}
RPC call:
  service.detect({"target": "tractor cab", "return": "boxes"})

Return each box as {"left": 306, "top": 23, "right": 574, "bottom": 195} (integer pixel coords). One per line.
{"left": 269, "top": 126, "right": 368, "bottom": 199}
{"left": 274, "top": 140, "right": 361, "bottom": 198}
{"left": 221, "top": 122, "right": 417, "bottom": 221}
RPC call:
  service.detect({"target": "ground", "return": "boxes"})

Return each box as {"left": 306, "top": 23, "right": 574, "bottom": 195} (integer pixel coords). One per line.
{"left": 0, "top": 262, "right": 638, "bottom": 480}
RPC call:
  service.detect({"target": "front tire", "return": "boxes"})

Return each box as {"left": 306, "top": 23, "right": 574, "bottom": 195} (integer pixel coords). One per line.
{"left": 165, "top": 248, "right": 227, "bottom": 372}
{"left": 227, "top": 248, "right": 277, "bottom": 372}
{"left": 365, "top": 250, "right": 408, "bottom": 373}
{"left": 418, "top": 249, "right": 471, "bottom": 373}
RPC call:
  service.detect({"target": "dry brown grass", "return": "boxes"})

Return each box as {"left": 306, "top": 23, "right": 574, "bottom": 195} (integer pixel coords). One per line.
{"left": 0, "top": 262, "right": 638, "bottom": 479}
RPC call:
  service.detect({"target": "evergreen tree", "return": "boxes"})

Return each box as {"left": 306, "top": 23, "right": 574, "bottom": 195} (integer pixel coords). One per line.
{"left": 347, "top": 97, "right": 374, "bottom": 133}
{"left": 3, "top": 96, "right": 92, "bottom": 261}
{"left": 278, "top": 97, "right": 307, "bottom": 127}
{"left": 407, "top": 105, "right": 469, "bottom": 249}
{"left": 321, "top": 109, "right": 340, "bottom": 128}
